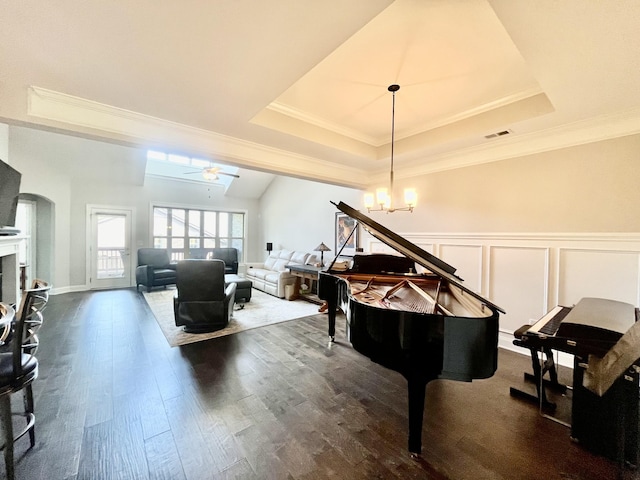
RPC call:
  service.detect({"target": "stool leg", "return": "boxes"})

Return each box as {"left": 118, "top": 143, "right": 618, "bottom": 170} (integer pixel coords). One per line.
{"left": 530, "top": 348, "right": 549, "bottom": 405}
{"left": 543, "top": 347, "right": 560, "bottom": 386}
{"left": 0, "top": 395, "right": 15, "bottom": 480}
{"left": 24, "top": 385, "right": 35, "bottom": 447}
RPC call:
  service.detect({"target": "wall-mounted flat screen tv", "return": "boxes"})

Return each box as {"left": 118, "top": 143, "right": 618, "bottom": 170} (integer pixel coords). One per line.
{"left": 0, "top": 158, "right": 22, "bottom": 235}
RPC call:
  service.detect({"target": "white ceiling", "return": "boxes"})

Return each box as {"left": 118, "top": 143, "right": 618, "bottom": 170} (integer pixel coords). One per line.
{"left": 1, "top": 0, "right": 640, "bottom": 194}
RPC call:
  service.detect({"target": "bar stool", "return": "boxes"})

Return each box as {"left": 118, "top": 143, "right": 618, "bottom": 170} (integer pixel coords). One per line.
{"left": 0, "top": 280, "right": 50, "bottom": 480}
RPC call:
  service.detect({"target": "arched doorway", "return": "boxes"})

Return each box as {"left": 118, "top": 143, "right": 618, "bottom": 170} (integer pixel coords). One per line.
{"left": 17, "top": 193, "right": 54, "bottom": 288}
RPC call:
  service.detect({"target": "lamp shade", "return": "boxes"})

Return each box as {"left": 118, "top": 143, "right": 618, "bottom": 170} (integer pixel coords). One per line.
{"left": 314, "top": 242, "right": 331, "bottom": 252}
{"left": 266, "top": 242, "right": 273, "bottom": 251}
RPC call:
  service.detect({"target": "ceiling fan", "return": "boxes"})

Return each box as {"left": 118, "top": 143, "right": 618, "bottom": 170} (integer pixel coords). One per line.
{"left": 183, "top": 166, "right": 240, "bottom": 181}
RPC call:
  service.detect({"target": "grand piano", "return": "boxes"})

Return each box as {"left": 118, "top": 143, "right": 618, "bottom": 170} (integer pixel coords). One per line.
{"left": 318, "top": 201, "right": 505, "bottom": 455}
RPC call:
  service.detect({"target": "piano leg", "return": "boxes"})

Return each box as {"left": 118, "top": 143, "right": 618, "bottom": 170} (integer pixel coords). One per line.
{"left": 326, "top": 295, "right": 337, "bottom": 342}
{"left": 407, "top": 375, "right": 439, "bottom": 456}
{"left": 407, "top": 377, "right": 426, "bottom": 455}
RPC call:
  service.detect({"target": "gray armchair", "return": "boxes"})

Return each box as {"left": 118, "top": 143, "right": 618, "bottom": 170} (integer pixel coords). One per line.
{"left": 135, "top": 248, "right": 177, "bottom": 292}
{"left": 173, "top": 259, "right": 236, "bottom": 333}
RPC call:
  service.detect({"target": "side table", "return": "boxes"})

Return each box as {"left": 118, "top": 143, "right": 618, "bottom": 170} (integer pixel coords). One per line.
{"left": 286, "top": 264, "right": 323, "bottom": 304}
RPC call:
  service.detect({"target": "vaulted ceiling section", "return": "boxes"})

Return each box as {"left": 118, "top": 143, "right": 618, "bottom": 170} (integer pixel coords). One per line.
{"left": 1, "top": 1, "right": 639, "bottom": 190}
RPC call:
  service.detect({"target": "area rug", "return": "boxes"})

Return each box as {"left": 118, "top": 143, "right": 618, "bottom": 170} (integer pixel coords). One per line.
{"left": 143, "top": 287, "right": 320, "bottom": 347}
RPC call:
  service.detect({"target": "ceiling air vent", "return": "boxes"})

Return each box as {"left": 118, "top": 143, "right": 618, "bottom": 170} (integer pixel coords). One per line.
{"left": 484, "top": 129, "right": 512, "bottom": 139}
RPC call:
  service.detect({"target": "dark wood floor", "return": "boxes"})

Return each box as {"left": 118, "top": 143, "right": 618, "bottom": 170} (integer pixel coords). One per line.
{"left": 1, "top": 288, "right": 636, "bottom": 479}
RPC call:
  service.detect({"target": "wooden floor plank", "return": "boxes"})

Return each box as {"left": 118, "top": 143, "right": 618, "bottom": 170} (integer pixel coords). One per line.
{"left": 145, "top": 430, "right": 186, "bottom": 480}
{"left": 2, "top": 288, "right": 636, "bottom": 480}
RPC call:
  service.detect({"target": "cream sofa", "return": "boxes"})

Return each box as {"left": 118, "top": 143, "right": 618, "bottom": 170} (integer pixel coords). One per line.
{"left": 245, "top": 249, "right": 317, "bottom": 298}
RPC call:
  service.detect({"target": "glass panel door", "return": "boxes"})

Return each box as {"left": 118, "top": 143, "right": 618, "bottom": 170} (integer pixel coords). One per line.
{"left": 89, "top": 207, "right": 132, "bottom": 289}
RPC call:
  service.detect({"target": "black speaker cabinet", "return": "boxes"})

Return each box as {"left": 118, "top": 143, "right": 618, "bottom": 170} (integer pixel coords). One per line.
{"left": 572, "top": 355, "right": 639, "bottom": 467}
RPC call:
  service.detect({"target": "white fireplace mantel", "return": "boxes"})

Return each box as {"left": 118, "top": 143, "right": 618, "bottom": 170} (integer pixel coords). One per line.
{"left": 0, "top": 235, "right": 23, "bottom": 305}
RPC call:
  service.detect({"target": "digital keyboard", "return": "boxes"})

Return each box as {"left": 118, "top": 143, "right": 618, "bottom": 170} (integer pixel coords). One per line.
{"left": 519, "top": 298, "right": 637, "bottom": 356}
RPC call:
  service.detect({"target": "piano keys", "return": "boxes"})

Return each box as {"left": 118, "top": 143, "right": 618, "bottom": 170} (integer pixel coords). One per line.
{"left": 525, "top": 305, "right": 571, "bottom": 336}
{"left": 318, "top": 201, "right": 504, "bottom": 456}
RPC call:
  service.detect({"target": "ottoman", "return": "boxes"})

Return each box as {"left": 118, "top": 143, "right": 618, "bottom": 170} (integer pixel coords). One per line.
{"left": 225, "top": 274, "right": 252, "bottom": 303}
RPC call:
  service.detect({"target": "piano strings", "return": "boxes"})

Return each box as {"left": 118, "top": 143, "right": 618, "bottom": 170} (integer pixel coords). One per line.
{"left": 381, "top": 279, "right": 441, "bottom": 315}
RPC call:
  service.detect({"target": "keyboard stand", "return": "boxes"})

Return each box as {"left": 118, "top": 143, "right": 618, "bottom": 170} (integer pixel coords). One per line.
{"left": 509, "top": 324, "right": 570, "bottom": 420}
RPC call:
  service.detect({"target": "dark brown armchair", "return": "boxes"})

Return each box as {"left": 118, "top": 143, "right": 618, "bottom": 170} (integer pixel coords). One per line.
{"left": 135, "top": 248, "right": 177, "bottom": 292}
{"left": 173, "top": 259, "right": 236, "bottom": 333}
{"left": 188, "top": 247, "right": 239, "bottom": 274}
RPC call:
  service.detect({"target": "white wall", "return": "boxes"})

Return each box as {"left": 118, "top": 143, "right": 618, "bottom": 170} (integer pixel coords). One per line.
{"left": 0, "top": 123, "right": 8, "bottom": 162}
{"left": 370, "top": 134, "right": 640, "bottom": 235}
{"left": 258, "top": 175, "right": 362, "bottom": 261}
{"left": 9, "top": 128, "right": 72, "bottom": 290}
{"left": 8, "top": 125, "right": 261, "bottom": 291}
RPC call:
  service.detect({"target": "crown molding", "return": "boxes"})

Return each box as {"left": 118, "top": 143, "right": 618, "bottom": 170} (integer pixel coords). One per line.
{"left": 396, "top": 107, "right": 640, "bottom": 180}
{"left": 27, "top": 86, "right": 370, "bottom": 189}
{"left": 266, "top": 102, "right": 378, "bottom": 145}
{"left": 400, "top": 231, "right": 640, "bottom": 244}
{"left": 267, "top": 86, "right": 545, "bottom": 147}
{"left": 400, "top": 87, "right": 546, "bottom": 141}
{"left": 26, "top": 86, "right": 640, "bottom": 189}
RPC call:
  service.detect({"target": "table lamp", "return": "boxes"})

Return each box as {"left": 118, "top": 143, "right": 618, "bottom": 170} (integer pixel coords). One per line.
{"left": 314, "top": 242, "right": 331, "bottom": 266}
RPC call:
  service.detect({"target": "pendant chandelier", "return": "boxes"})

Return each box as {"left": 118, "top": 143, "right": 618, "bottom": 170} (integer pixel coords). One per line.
{"left": 364, "top": 84, "right": 417, "bottom": 213}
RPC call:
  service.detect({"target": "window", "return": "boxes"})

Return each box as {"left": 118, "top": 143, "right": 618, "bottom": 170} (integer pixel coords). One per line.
{"left": 145, "top": 149, "right": 240, "bottom": 188}
{"left": 148, "top": 150, "right": 220, "bottom": 170}
{"left": 152, "top": 206, "right": 245, "bottom": 261}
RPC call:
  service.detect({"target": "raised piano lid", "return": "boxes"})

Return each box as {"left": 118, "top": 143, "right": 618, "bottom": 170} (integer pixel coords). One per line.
{"left": 332, "top": 201, "right": 505, "bottom": 314}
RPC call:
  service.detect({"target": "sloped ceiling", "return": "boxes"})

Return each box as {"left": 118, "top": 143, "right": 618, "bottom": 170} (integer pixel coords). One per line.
{"left": 1, "top": 0, "right": 639, "bottom": 192}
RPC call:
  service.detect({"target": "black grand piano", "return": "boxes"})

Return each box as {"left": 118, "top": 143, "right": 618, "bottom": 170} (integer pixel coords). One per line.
{"left": 318, "top": 201, "right": 505, "bottom": 455}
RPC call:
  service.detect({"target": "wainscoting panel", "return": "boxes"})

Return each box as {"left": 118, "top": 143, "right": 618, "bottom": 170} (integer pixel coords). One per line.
{"left": 439, "top": 244, "right": 483, "bottom": 294}
{"left": 557, "top": 248, "right": 640, "bottom": 306}
{"left": 362, "top": 232, "right": 640, "bottom": 364}
{"left": 488, "top": 246, "right": 550, "bottom": 334}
